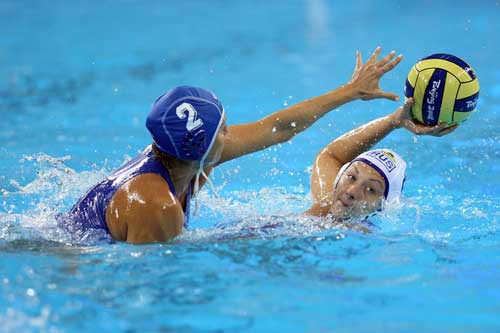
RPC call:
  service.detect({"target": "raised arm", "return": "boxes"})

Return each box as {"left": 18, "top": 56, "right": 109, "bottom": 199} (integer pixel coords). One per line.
{"left": 218, "top": 47, "right": 403, "bottom": 165}
{"left": 310, "top": 98, "right": 457, "bottom": 203}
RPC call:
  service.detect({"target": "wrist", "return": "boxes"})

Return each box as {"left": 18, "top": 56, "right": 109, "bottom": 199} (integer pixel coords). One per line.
{"left": 387, "top": 113, "right": 402, "bottom": 129}
{"left": 341, "top": 82, "right": 361, "bottom": 100}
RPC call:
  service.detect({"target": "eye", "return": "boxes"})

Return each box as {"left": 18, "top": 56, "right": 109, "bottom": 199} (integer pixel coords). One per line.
{"left": 366, "top": 186, "right": 379, "bottom": 195}
{"left": 346, "top": 174, "right": 356, "bottom": 181}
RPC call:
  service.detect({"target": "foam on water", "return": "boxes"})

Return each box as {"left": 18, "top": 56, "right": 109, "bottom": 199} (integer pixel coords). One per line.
{"left": 0, "top": 153, "right": 110, "bottom": 244}
{"left": 0, "top": 154, "right": 340, "bottom": 246}
{"left": 3, "top": 152, "right": 498, "bottom": 249}
{"left": 0, "top": 152, "right": 415, "bottom": 246}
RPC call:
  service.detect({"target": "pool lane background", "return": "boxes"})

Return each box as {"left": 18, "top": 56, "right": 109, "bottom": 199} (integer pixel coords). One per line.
{"left": 1, "top": 1, "right": 500, "bottom": 332}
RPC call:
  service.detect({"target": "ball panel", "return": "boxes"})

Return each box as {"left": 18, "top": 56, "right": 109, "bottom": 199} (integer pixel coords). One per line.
{"left": 457, "top": 78, "right": 480, "bottom": 99}
{"left": 404, "top": 79, "right": 414, "bottom": 98}
{"left": 416, "top": 59, "right": 474, "bottom": 83}
{"left": 411, "top": 69, "right": 431, "bottom": 124}
{"left": 404, "top": 66, "right": 419, "bottom": 98}
{"left": 439, "top": 73, "right": 461, "bottom": 124}
{"left": 420, "top": 68, "right": 446, "bottom": 125}
{"left": 453, "top": 110, "right": 475, "bottom": 124}
{"left": 454, "top": 91, "right": 479, "bottom": 112}
{"left": 422, "top": 53, "right": 477, "bottom": 79}
{"left": 407, "top": 66, "right": 419, "bottom": 86}
{"left": 404, "top": 80, "right": 415, "bottom": 98}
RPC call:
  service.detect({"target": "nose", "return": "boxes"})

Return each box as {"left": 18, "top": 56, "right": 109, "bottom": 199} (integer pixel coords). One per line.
{"left": 346, "top": 191, "right": 355, "bottom": 201}
{"left": 344, "top": 184, "right": 361, "bottom": 202}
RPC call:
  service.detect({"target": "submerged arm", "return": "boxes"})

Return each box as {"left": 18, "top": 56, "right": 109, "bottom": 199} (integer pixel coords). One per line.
{"left": 218, "top": 47, "right": 403, "bottom": 164}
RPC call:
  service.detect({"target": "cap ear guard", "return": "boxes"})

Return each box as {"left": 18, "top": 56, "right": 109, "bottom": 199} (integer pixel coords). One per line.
{"left": 333, "top": 162, "right": 350, "bottom": 192}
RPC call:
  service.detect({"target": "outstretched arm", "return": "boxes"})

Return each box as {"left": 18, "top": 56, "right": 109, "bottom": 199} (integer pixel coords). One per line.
{"left": 218, "top": 47, "right": 403, "bottom": 165}
{"left": 310, "top": 98, "right": 457, "bottom": 204}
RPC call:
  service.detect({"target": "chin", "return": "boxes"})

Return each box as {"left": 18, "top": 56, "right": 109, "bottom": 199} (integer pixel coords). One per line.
{"left": 329, "top": 201, "right": 352, "bottom": 218}
{"left": 330, "top": 202, "right": 374, "bottom": 219}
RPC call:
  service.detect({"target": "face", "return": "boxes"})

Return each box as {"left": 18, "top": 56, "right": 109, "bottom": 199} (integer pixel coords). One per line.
{"left": 330, "top": 161, "right": 386, "bottom": 218}
{"left": 204, "top": 115, "right": 228, "bottom": 166}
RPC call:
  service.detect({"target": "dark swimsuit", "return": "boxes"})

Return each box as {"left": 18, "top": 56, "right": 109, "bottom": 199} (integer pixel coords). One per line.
{"left": 64, "top": 145, "right": 191, "bottom": 235}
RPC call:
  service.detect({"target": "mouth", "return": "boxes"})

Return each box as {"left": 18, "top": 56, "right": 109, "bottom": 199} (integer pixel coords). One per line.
{"left": 337, "top": 198, "right": 351, "bottom": 208}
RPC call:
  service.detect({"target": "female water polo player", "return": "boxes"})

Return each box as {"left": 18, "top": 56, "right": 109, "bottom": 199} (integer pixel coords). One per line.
{"left": 66, "top": 47, "right": 404, "bottom": 243}
{"left": 305, "top": 98, "right": 457, "bottom": 226}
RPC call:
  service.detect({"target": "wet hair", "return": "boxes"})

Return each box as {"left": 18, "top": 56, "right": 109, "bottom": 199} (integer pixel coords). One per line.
{"left": 151, "top": 142, "right": 192, "bottom": 170}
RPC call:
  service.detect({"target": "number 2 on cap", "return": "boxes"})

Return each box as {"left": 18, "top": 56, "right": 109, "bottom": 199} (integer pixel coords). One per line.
{"left": 176, "top": 102, "right": 204, "bottom": 132}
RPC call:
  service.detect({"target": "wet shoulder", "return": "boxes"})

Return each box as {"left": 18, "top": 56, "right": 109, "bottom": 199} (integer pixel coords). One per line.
{"left": 105, "top": 173, "right": 182, "bottom": 241}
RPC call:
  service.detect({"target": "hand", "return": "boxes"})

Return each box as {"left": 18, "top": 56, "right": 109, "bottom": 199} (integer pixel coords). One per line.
{"left": 348, "top": 47, "right": 403, "bottom": 101}
{"left": 391, "top": 98, "right": 459, "bottom": 136}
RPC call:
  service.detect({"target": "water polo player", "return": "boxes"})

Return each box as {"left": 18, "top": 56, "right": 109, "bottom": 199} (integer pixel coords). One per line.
{"left": 66, "top": 47, "right": 404, "bottom": 243}
{"left": 305, "top": 98, "right": 457, "bottom": 224}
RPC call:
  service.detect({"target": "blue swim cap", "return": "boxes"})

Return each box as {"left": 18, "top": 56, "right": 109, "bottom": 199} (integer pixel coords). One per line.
{"left": 146, "top": 86, "right": 225, "bottom": 161}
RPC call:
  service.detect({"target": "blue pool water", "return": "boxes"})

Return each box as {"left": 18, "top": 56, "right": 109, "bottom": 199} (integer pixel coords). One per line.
{"left": 1, "top": 1, "right": 500, "bottom": 332}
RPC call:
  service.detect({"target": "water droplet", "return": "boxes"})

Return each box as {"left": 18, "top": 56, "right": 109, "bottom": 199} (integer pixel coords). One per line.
{"left": 27, "top": 288, "right": 36, "bottom": 297}
{"left": 130, "top": 251, "right": 142, "bottom": 258}
{"left": 291, "top": 122, "right": 296, "bottom": 128}
{"left": 272, "top": 127, "right": 277, "bottom": 133}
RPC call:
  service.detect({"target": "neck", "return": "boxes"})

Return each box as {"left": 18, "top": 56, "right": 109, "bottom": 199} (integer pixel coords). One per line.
{"left": 151, "top": 144, "right": 201, "bottom": 196}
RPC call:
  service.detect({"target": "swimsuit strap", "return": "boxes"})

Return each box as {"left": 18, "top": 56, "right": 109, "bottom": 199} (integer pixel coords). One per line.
{"left": 155, "top": 161, "right": 177, "bottom": 197}
{"left": 184, "top": 180, "right": 192, "bottom": 228}
{"left": 152, "top": 153, "right": 191, "bottom": 228}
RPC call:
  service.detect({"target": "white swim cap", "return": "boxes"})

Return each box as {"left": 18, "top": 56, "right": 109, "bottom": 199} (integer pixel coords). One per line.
{"left": 333, "top": 149, "right": 406, "bottom": 205}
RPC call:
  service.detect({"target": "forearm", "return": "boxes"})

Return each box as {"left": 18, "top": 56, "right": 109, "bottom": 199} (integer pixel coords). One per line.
{"left": 264, "top": 84, "right": 358, "bottom": 142}
{"left": 321, "top": 113, "right": 400, "bottom": 164}
{"left": 219, "top": 48, "right": 403, "bottom": 164}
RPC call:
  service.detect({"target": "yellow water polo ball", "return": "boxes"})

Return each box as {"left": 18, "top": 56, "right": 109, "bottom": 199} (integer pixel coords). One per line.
{"left": 404, "top": 53, "right": 479, "bottom": 125}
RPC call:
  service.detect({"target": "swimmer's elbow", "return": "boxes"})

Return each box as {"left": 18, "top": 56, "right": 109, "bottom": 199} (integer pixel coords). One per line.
{"left": 273, "top": 122, "right": 302, "bottom": 144}
{"left": 260, "top": 115, "right": 300, "bottom": 145}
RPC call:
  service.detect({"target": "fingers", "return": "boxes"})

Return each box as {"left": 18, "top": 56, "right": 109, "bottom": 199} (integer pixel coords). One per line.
{"left": 432, "top": 122, "right": 451, "bottom": 133}
{"left": 381, "top": 54, "right": 403, "bottom": 73}
{"left": 403, "top": 97, "right": 414, "bottom": 111}
{"left": 410, "top": 121, "right": 455, "bottom": 136}
{"left": 356, "top": 50, "right": 362, "bottom": 69}
{"left": 367, "top": 46, "right": 382, "bottom": 64}
{"left": 434, "top": 124, "right": 459, "bottom": 137}
{"left": 377, "top": 50, "right": 396, "bottom": 68}
{"left": 375, "top": 90, "right": 400, "bottom": 101}
{"left": 422, "top": 122, "right": 448, "bottom": 134}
